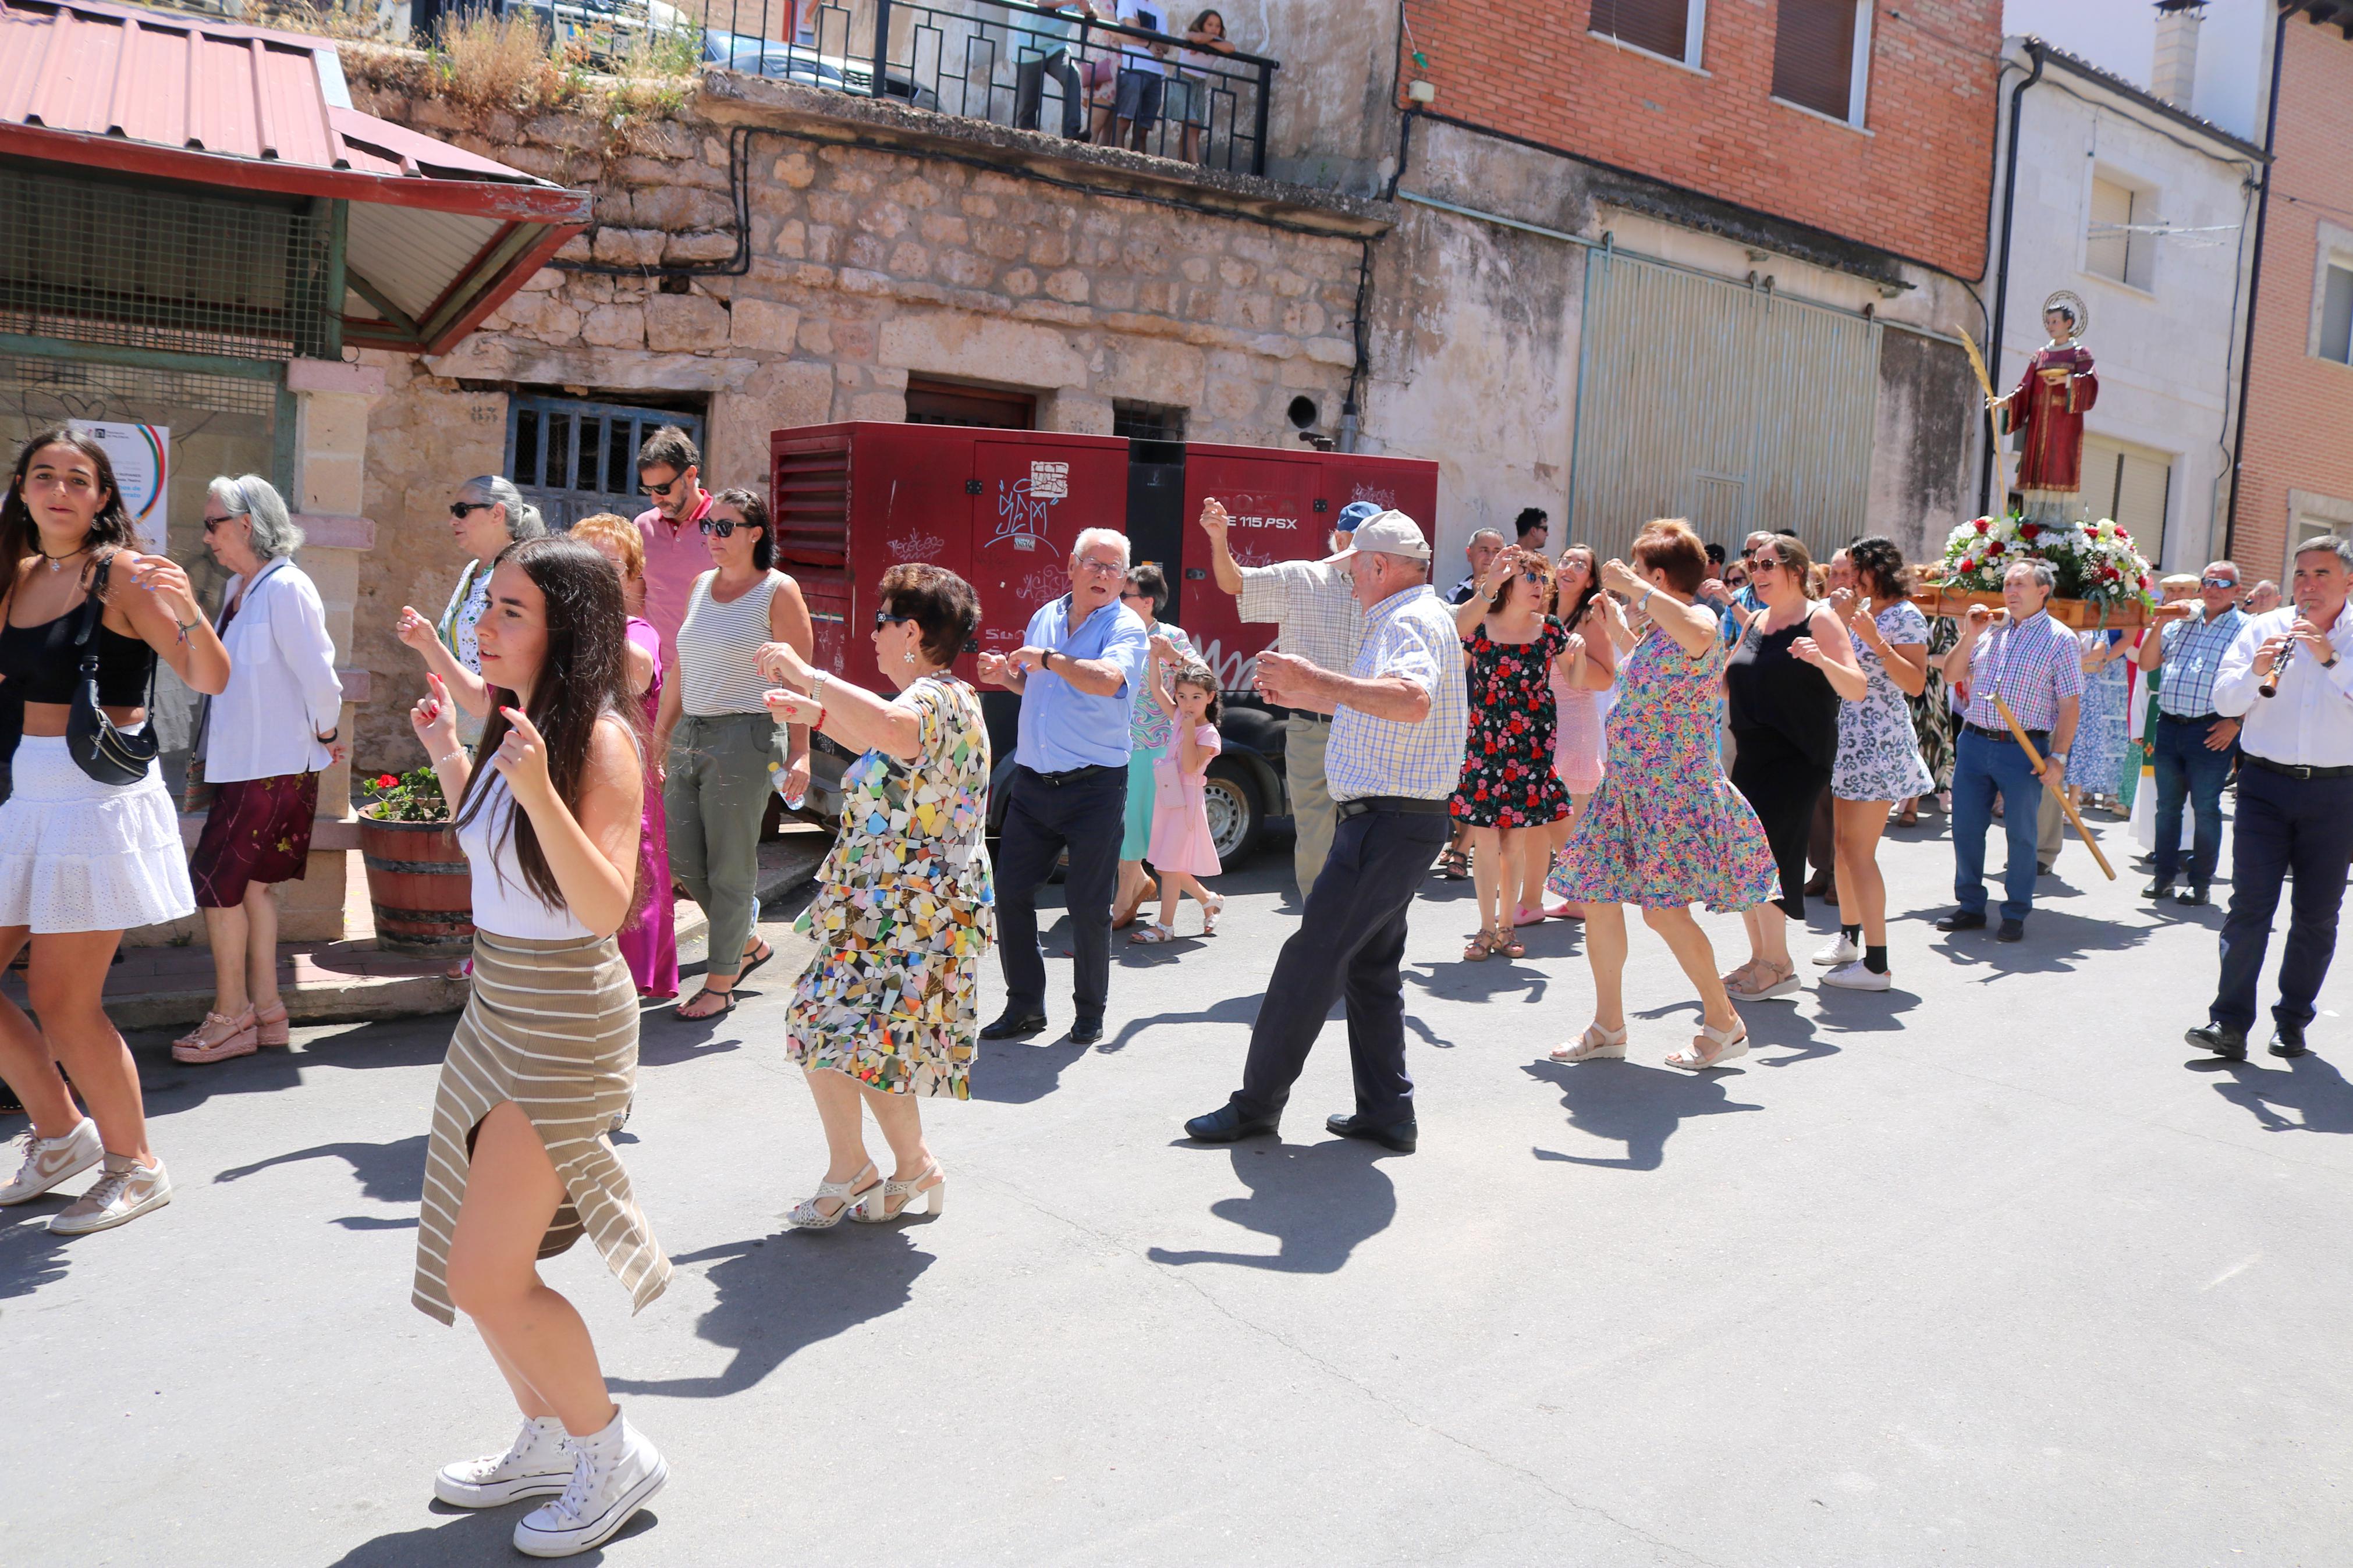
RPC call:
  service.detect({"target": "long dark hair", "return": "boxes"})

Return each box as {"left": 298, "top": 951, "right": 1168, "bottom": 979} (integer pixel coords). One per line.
{"left": 455, "top": 535, "right": 643, "bottom": 912}
{"left": 2, "top": 426, "right": 140, "bottom": 591}
{"left": 714, "top": 487, "right": 773, "bottom": 572}
{"left": 1557, "top": 543, "right": 1603, "bottom": 631}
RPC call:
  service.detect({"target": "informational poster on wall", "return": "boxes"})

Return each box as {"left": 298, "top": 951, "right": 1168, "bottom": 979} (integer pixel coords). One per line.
{"left": 69, "top": 421, "right": 169, "bottom": 553}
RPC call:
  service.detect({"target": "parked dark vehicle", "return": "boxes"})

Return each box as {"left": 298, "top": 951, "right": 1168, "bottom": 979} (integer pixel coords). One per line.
{"left": 765, "top": 421, "right": 1438, "bottom": 866}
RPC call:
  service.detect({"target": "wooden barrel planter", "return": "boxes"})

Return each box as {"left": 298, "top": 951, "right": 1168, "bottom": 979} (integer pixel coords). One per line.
{"left": 357, "top": 813, "right": 474, "bottom": 957}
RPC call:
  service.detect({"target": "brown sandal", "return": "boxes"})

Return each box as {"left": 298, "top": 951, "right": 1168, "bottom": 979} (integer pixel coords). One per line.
{"left": 1463, "top": 930, "right": 1497, "bottom": 962}
{"left": 1490, "top": 925, "right": 1525, "bottom": 959}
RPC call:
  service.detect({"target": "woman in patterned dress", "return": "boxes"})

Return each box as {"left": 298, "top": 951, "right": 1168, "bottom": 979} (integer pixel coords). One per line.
{"left": 1819, "top": 536, "right": 1935, "bottom": 992}
{"left": 1448, "top": 547, "right": 1577, "bottom": 959}
{"left": 758, "top": 564, "right": 992, "bottom": 1227}
{"left": 2067, "top": 628, "right": 2131, "bottom": 813}
{"left": 1549, "top": 521, "right": 1777, "bottom": 1069}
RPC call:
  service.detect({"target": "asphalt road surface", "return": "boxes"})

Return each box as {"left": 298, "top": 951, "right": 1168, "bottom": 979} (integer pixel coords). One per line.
{"left": 5, "top": 808, "right": 2348, "bottom": 1567}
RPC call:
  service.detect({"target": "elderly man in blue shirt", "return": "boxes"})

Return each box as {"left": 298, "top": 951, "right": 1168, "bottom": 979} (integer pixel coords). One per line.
{"left": 977, "top": 526, "right": 1152, "bottom": 1047}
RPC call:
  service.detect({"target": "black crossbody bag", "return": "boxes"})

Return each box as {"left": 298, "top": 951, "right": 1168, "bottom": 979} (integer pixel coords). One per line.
{"left": 65, "top": 555, "right": 161, "bottom": 787}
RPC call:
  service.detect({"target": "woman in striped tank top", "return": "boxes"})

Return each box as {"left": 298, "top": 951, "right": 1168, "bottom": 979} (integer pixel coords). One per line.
{"left": 407, "top": 535, "right": 673, "bottom": 1557}
{"left": 651, "top": 489, "right": 814, "bottom": 1021}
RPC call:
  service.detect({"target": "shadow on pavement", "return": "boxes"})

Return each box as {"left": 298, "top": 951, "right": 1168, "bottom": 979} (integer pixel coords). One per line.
{"left": 0, "top": 1214, "right": 72, "bottom": 1301}
{"left": 605, "top": 1229, "right": 932, "bottom": 1398}
{"left": 970, "top": 1036, "right": 1092, "bottom": 1103}
{"left": 1522, "top": 1058, "right": 1763, "bottom": 1171}
{"left": 215, "top": 1134, "right": 428, "bottom": 1230}
{"left": 2198, "top": 1052, "right": 2353, "bottom": 1135}
{"left": 1145, "top": 1139, "right": 1396, "bottom": 1273}
{"left": 326, "top": 1505, "right": 661, "bottom": 1566}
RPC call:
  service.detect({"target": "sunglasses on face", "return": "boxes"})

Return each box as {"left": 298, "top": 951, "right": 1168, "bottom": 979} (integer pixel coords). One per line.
{"left": 698, "top": 517, "right": 754, "bottom": 538}
{"left": 201, "top": 513, "right": 238, "bottom": 534}
{"left": 874, "top": 610, "right": 911, "bottom": 632}
{"left": 642, "top": 475, "right": 682, "bottom": 498}
{"left": 2202, "top": 577, "right": 2238, "bottom": 589}
{"left": 449, "top": 501, "right": 494, "bottom": 520}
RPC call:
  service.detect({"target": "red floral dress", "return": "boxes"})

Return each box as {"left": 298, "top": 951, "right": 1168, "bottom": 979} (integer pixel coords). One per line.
{"left": 1449, "top": 616, "right": 1573, "bottom": 829}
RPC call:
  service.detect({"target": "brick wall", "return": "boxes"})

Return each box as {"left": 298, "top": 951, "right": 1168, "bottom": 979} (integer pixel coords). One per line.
{"left": 2235, "top": 15, "right": 2353, "bottom": 576}
{"left": 1396, "top": 0, "right": 2000, "bottom": 278}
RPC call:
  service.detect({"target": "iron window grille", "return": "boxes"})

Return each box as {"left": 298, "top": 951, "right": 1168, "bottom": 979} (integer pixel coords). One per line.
{"left": 508, "top": 394, "right": 708, "bottom": 531}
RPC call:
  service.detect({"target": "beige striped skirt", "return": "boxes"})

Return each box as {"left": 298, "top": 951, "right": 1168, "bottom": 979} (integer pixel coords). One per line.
{"left": 411, "top": 930, "right": 672, "bottom": 1327}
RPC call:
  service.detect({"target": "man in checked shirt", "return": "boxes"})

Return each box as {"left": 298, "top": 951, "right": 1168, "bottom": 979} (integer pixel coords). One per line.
{"left": 2136, "top": 560, "right": 2246, "bottom": 905}
{"left": 1935, "top": 559, "right": 2083, "bottom": 942}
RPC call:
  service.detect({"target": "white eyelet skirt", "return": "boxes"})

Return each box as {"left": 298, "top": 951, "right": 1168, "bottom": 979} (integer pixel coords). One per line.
{"left": 0, "top": 735, "right": 195, "bottom": 933}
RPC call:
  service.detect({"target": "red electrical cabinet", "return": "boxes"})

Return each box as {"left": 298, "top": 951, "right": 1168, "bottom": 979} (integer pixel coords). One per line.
{"left": 769, "top": 421, "right": 1439, "bottom": 858}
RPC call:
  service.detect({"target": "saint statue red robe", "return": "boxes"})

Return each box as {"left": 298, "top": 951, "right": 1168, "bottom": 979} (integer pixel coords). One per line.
{"left": 1997, "top": 342, "right": 2098, "bottom": 499}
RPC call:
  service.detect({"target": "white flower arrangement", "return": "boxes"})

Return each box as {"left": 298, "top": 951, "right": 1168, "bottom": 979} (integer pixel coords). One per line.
{"left": 1936, "top": 514, "right": 2157, "bottom": 610}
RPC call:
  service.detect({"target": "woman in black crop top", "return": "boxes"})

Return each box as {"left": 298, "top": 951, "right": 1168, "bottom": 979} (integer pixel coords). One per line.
{"left": 1721, "top": 535, "right": 1867, "bottom": 1004}
{"left": 0, "top": 426, "right": 230, "bottom": 1236}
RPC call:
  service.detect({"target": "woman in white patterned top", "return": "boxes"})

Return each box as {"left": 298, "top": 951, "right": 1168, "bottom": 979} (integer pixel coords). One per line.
{"left": 1820, "top": 536, "right": 1935, "bottom": 991}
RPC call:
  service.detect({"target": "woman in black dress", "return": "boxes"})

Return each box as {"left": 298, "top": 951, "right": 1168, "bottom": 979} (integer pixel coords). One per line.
{"left": 1722, "top": 535, "right": 1866, "bottom": 1001}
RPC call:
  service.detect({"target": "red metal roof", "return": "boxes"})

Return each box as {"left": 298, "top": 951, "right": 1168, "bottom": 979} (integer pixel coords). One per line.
{"left": 0, "top": 0, "right": 590, "bottom": 354}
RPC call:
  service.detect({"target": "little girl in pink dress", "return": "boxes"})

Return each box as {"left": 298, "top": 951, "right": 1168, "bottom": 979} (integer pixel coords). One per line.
{"left": 1133, "top": 637, "right": 1225, "bottom": 943}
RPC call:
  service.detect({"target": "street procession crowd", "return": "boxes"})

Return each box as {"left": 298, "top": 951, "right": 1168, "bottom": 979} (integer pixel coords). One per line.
{"left": 2, "top": 418, "right": 2351, "bottom": 1555}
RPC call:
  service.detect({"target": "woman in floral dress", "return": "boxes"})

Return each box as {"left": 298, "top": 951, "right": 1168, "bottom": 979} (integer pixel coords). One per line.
{"left": 1449, "top": 548, "right": 1575, "bottom": 960}
{"left": 757, "top": 564, "right": 992, "bottom": 1227}
{"left": 1549, "top": 522, "right": 1777, "bottom": 1069}
{"left": 2067, "top": 630, "right": 2131, "bottom": 812}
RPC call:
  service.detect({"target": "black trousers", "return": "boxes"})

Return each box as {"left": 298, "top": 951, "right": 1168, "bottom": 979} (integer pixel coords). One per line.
{"left": 1233, "top": 806, "right": 1451, "bottom": 1128}
{"left": 1732, "top": 726, "right": 1832, "bottom": 920}
{"left": 995, "top": 765, "right": 1126, "bottom": 1022}
{"left": 2212, "top": 763, "right": 2353, "bottom": 1033}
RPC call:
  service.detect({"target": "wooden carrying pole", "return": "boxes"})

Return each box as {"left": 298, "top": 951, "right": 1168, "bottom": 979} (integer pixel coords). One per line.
{"left": 1992, "top": 693, "right": 2116, "bottom": 881}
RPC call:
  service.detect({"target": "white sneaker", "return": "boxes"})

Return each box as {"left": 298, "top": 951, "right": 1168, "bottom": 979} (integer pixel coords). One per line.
{"left": 1821, "top": 960, "right": 1892, "bottom": 991}
{"left": 1811, "top": 933, "right": 1861, "bottom": 966}
{"left": 436, "top": 1417, "right": 574, "bottom": 1508}
{"left": 513, "top": 1411, "right": 667, "bottom": 1558}
{"left": 48, "top": 1153, "right": 171, "bottom": 1233}
{"left": 0, "top": 1117, "right": 102, "bottom": 1204}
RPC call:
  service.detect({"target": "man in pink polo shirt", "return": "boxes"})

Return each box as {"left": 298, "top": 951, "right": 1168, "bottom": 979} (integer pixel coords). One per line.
{"left": 634, "top": 425, "right": 716, "bottom": 666}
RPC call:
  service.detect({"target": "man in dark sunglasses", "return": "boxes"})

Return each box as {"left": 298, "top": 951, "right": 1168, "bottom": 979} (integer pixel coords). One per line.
{"left": 2138, "top": 559, "right": 2248, "bottom": 905}
{"left": 633, "top": 424, "right": 715, "bottom": 667}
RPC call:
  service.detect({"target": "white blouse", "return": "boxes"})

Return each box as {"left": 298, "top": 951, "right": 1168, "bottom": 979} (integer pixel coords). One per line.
{"left": 200, "top": 557, "right": 343, "bottom": 784}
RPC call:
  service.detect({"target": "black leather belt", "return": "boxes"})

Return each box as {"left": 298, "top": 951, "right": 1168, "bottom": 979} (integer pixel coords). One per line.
{"left": 1020, "top": 763, "right": 1123, "bottom": 786}
{"left": 1963, "top": 721, "right": 2049, "bottom": 746}
{"left": 1336, "top": 795, "right": 1451, "bottom": 818}
{"left": 2159, "top": 711, "right": 2223, "bottom": 726}
{"left": 2242, "top": 753, "right": 2353, "bottom": 781}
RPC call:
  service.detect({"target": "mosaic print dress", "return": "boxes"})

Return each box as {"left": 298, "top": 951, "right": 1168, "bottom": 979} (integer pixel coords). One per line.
{"left": 1549, "top": 625, "right": 1777, "bottom": 912}
{"left": 1450, "top": 616, "right": 1574, "bottom": 829}
{"left": 789, "top": 675, "right": 995, "bottom": 1098}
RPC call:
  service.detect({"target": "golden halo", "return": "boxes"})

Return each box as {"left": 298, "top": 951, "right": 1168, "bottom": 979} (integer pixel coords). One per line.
{"left": 2041, "top": 290, "right": 2090, "bottom": 340}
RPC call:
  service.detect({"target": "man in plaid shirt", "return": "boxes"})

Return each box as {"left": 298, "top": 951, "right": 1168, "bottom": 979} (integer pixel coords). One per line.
{"left": 1936, "top": 560, "right": 2083, "bottom": 941}
{"left": 1184, "top": 512, "right": 1467, "bottom": 1155}
{"left": 2136, "top": 560, "right": 2246, "bottom": 905}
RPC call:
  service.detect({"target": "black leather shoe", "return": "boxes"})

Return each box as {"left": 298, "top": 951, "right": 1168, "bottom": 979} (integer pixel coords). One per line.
{"left": 2186, "top": 1023, "right": 2248, "bottom": 1061}
{"left": 2269, "top": 1021, "right": 2311, "bottom": 1058}
{"left": 1996, "top": 918, "right": 2025, "bottom": 943}
{"left": 1326, "top": 1112, "right": 1417, "bottom": 1153}
{"left": 2142, "top": 877, "right": 2175, "bottom": 899}
{"left": 1934, "top": 909, "right": 1987, "bottom": 933}
{"left": 1183, "top": 1103, "right": 1280, "bottom": 1143}
{"left": 2175, "top": 886, "right": 2210, "bottom": 907}
{"left": 979, "top": 1010, "right": 1048, "bottom": 1041}
{"left": 1067, "top": 1018, "right": 1105, "bottom": 1046}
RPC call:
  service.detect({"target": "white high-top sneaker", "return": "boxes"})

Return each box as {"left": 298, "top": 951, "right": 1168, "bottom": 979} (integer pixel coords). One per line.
{"left": 0, "top": 1117, "right": 102, "bottom": 1204}
{"left": 436, "top": 1416, "right": 574, "bottom": 1507}
{"left": 513, "top": 1409, "right": 667, "bottom": 1558}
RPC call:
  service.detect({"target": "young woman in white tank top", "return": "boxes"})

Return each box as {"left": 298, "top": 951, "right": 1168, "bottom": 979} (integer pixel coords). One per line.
{"left": 649, "top": 488, "right": 815, "bottom": 1022}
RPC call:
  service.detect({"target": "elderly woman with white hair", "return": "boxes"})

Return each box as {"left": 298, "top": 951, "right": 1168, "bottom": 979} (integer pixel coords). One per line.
{"left": 394, "top": 475, "right": 546, "bottom": 744}
{"left": 173, "top": 475, "right": 345, "bottom": 1064}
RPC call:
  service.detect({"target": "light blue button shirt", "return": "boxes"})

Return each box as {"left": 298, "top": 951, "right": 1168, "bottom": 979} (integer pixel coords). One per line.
{"left": 1016, "top": 595, "right": 1152, "bottom": 772}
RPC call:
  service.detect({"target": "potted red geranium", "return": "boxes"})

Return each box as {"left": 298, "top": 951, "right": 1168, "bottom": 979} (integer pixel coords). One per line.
{"left": 356, "top": 765, "right": 474, "bottom": 956}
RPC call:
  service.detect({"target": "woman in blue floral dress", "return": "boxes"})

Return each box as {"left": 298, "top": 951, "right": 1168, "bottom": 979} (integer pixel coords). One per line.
{"left": 757, "top": 564, "right": 993, "bottom": 1228}
{"left": 2067, "top": 630, "right": 2131, "bottom": 810}
{"left": 1549, "top": 522, "right": 1777, "bottom": 1069}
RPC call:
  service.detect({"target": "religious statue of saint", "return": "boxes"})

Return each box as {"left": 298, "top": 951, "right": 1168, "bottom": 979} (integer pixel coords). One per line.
{"left": 1993, "top": 292, "right": 2099, "bottom": 515}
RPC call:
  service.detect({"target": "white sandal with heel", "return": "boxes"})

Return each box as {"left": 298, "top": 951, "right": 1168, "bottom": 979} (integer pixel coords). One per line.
{"left": 1550, "top": 1023, "right": 1628, "bottom": 1062}
{"left": 1666, "top": 1022, "right": 1748, "bottom": 1071}
{"left": 783, "top": 1162, "right": 880, "bottom": 1229}
{"left": 851, "top": 1161, "right": 946, "bottom": 1222}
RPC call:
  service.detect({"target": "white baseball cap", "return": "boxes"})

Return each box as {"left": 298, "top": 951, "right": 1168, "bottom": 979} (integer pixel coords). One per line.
{"left": 1325, "top": 510, "right": 1431, "bottom": 564}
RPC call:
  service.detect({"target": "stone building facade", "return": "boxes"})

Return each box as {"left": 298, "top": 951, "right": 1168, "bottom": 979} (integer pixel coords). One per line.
{"left": 342, "top": 70, "right": 1383, "bottom": 771}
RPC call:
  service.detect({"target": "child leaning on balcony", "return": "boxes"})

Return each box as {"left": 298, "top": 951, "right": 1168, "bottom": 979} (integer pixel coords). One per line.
{"left": 1130, "top": 635, "right": 1225, "bottom": 943}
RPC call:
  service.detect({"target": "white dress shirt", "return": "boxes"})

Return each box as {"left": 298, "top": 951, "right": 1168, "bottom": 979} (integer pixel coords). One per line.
{"left": 200, "top": 557, "right": 344, "bottom": 783}
{"left": 2213, "top": 600, "right": 2353, "bottom": 769}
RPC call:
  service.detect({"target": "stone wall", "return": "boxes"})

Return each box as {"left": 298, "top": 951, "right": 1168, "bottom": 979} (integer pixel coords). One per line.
{"left": 345, "top": 73, "right": 1380, "bottom": 773}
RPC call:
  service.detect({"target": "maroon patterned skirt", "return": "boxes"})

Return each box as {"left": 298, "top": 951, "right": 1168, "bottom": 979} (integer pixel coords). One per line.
{"left": 190, "top": 771, "right": 320, "bottom": 908}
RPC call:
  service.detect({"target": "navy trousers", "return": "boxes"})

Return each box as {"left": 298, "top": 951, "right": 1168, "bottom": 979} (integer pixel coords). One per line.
{"left": 1950, "top": 727, "right": 2046, "bottom": 923}
{"left": 995, "top": 765, "right": 1126, "bottom": 1023}
{"left": 2211, "top": 763, "right": 2353, "bottom": 1034}
{"left": 2150, "top": 713, "right": 2238, "bottom": 888}
{"left": 1233, "top": 805, "right": 1451, "bottom": 1129}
